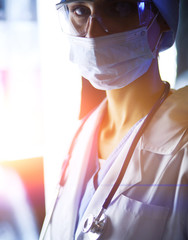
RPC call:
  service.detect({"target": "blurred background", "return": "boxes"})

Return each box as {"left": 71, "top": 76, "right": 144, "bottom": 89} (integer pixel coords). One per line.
{"left": 0, "top": 0, "right": 187, "bottom": 239}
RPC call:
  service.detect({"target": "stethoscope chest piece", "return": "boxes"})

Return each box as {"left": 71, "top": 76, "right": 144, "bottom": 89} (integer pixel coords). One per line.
{"left": 82, "top": 213, "right": 108, "bottom": 240}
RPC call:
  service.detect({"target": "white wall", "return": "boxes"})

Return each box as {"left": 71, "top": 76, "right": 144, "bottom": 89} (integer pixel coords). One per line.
{"left": 0, "top": 1, "right": 43, "bottom": 161}
{"left": 37, "top": 0, "right": 81, "bottom": 207}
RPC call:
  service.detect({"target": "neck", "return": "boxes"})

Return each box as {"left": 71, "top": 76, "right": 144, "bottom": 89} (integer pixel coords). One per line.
{"left": 98, "top": 59, "right": 167, "bottom": 159}
{"left": 104, "top": 59, "right": 165, "bottom": 132}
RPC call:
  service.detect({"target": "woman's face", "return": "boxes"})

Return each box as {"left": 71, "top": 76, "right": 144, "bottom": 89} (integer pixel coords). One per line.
{"left": 68, "top": 0, "right": 141, "bottom": 37}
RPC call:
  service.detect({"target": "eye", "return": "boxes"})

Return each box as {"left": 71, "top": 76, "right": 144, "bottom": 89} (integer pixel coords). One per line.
{"left": 69, "top": 4, "right": 91, "bottom": 18}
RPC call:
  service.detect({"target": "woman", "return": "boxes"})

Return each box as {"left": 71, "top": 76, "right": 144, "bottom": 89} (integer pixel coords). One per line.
{"left": 40, "top": 0, "right": 188, "bottom": 239}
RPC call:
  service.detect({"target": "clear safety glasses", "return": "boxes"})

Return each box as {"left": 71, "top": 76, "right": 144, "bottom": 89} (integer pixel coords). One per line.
{"left": 56, "top": 0, "right": 157, "bottom": 37}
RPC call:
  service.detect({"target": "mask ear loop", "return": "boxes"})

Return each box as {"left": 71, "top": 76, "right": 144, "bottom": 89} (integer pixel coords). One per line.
{"left": 137, "top": 1, "right": 162, "bottom": 56}
{"left": 146, "top": 12, "right": 163, "bottom": 57}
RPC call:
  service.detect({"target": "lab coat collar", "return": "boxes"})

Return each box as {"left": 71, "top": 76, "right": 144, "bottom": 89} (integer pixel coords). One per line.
{"left": 65, "top": 98, "right": 107, "bottom": 237}
{"left": 80, "top": 78, "right": 188, "bottom": 154}
{"left": 141, "top": 86, "right": 188, "bottom": 155}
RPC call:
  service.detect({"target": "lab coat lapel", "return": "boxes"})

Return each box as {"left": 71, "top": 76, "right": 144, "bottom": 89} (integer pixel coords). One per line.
{"left": 63, "top": 100, "right": 107, "bottom": 238}
{"left": 76, "top": 118, "right": 143, "bottom": 239}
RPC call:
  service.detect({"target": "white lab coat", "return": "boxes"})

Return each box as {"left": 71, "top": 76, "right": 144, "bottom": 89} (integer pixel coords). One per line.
{"left": 43, "top": 86, "right": 188, "bottom": 240}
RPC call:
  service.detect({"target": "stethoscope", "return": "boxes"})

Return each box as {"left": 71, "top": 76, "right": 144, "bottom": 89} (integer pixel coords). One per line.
{"left": 39, "top": 81, "right": 170, "bottom": 240}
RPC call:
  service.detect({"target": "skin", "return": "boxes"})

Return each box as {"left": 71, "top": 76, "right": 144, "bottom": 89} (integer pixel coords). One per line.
{"left": 83, "top": 7, "right": 170, "bottom": 159}
{"left": 98, "top": 61, "right": 165, "bottom": 159}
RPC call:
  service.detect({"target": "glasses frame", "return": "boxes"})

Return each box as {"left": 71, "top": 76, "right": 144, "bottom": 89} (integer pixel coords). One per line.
{"left": 56, "top": 0, "right": 156, "bottom": 37}
{"left": 56, "top": 0, "right": 153, "bottom": 10}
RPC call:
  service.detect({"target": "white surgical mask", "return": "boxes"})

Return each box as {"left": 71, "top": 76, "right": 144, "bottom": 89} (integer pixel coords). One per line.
{"left": 68, "top": 26, "right": 157, "bottom": 90}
